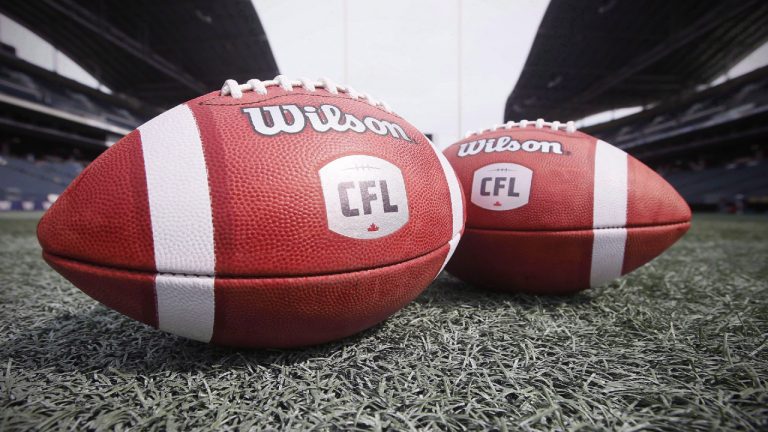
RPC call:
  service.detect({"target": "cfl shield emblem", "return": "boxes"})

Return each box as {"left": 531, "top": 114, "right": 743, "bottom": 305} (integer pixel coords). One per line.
{"left": 471, "top": 163, "right": 532, "bottom": 211}
{"left": 319, "top": 155, "right": 409, "bottom": 239}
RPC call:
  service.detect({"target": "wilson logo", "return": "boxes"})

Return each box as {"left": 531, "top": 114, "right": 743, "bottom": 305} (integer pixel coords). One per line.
{"left": 319, "top": 155, "right": 409, "bottom": 239}
{"left": 243, "top": 104, "right": 412, "bottom": 142}
{"left": 457, "top": 136, "right": 563, "bottom": 157}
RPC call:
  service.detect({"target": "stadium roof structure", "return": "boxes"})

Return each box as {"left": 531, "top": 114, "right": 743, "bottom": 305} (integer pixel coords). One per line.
{"left": 581, "top": 64, "right": 768, "bottom": 162}
{"left": 0, "top": 47, "right": 149, "bottom": 153}
{"left": 0, "top": 0, "right": 279, "bottom": 108}
{"left": 505, "top": 0, "right": 768, "bottom": 122}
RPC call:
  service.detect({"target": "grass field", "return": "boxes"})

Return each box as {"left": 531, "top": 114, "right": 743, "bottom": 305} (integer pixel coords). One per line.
{"left": 1, "top": 213, "right": 766, "bottom": 431}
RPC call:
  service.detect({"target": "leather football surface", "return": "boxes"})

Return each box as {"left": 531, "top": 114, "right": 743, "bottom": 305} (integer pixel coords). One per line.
{"left": 37, "top": 77, "right": 465, "bottom": 347}
{"left": 443, "top": 122, "right": 690, "bottom": 294}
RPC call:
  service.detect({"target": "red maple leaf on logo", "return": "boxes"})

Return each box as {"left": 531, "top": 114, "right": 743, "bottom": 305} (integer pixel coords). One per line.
{"left": 493, "top": 201, "right": 502, "bottom": 207}
{"left": 367, "top": 223, "right": 379, "bottom": 232}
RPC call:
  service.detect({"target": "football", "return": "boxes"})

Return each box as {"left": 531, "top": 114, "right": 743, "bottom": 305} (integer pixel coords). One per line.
{"left": 442, "top": 119, "right": 691, "bottom": 294}
{"left": 37, "top": 75, "right": 464, "bottom": 348}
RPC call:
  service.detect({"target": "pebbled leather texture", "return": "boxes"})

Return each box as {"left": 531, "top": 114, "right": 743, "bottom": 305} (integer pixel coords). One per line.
{"left": 37, "top": 85, "right": 464, "bottom": 347}
{"left": 43, "top": 243, "right": 448, "bottom": 348}
{"left": 39, "top": 90, "right": 455, "bottom": 276}
{"left": 37, "top": 130, "right": 156, "bottom": 273}
{"left": 443, "top": 127, "right": 691, "bottom": 294}
{"left": 189, "top": 89, "right": 456, "bottom": 276}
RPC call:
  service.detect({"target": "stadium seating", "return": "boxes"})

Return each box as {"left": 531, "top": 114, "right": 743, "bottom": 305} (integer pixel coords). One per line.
{"left": 664, "top": 160, "right": 768, "bottom": 208}
{"left": 0, "top": 64, "right": 143, "bottom": 131}
{"left": 0, "top": 156, "right": 83, "bottom": 210}
{"left": 594, "top": 72, "right": 768, "bottom": 152}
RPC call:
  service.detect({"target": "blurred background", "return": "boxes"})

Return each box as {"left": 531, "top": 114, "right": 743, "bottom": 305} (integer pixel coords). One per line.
{"left": 0, "top": 0, "right": 766, "bottom": 214}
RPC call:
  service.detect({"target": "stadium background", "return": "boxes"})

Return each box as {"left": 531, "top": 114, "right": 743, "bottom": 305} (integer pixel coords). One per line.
{"left": 0, "top": 1, "right": 766, "bottom": 430}
{"left": 0, "top": 0, "right": 766, "bottom": 213}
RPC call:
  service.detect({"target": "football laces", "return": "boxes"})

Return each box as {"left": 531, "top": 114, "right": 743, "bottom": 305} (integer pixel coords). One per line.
{"left": 465, "top": 119, "right": 577, "bottom": 138}
{"left": 221, "top": 75, "right": 393, "bottom": 113}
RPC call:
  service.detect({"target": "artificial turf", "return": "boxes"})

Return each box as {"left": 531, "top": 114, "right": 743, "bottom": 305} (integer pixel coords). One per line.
{"left": 0, "top": 213, "right": 766, "bottom": 431}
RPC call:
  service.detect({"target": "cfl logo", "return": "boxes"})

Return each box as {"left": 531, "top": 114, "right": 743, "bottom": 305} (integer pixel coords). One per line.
{"left": 471, "top": 163, "right": 532, "bottom": 211}
{"left": 338, "top": 180, "right": 399, "bottom": 217}
{"left": 319, "top": 155, "right": 409, "bottom": 239}
{"left": 479, "top": 177, "right": 521, "bottom": 198}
